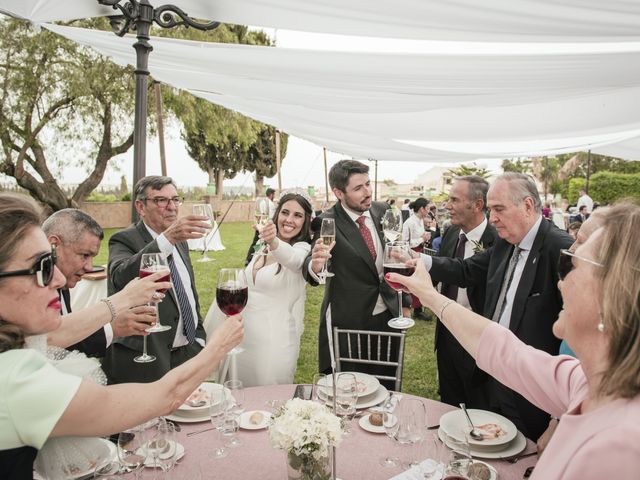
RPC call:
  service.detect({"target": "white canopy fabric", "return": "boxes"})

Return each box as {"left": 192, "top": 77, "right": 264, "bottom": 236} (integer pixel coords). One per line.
{"left": 2, "top": 1, "right": 640, "bottom": 43}
{"left": 43, "top": 24, "right": 640, "bottom": 162}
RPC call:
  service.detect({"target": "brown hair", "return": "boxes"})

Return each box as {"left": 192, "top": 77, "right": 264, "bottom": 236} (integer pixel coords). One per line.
{"left": 595, "top": 200, "right": 640, "bottom": 398}
{"left": 0, "top": 193, "right": 43, "bottom": 352}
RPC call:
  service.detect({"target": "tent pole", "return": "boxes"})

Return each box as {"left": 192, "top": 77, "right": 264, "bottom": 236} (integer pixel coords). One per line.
{"left": 586, "top": 150, "right": 592, "bottom": 194}
{"left": 154, "top": 81, "right": 167, "bottom": 176}
{"left": 275, "top": 129, "right": 282, "bottom": 194}
{"left": 323, "top": 147, "right": 329, "bottom": 202}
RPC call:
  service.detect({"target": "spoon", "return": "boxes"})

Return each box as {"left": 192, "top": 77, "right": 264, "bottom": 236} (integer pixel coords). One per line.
{"left": 459, "top": 403, "right": 484, "bottom": 441}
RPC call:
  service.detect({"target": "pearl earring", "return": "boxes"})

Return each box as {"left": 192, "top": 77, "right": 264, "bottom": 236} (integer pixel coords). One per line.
{"left": 597, "top": 322, "right": 604, "bottom": 332}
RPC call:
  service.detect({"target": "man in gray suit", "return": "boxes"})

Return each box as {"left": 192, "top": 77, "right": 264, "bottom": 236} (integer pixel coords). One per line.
{"left": 303, "top": 160, "right": 406, "bottom": 381}
{"left": 435, "top": 176, "right": 497, "bottom": 408}
{"left": 103, "top": 176, "right": 210, "bottom": 383}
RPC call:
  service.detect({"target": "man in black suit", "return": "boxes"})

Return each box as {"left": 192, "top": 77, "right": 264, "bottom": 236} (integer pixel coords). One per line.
{"left": 423, "top": 173, "right": 573, "bottom": 440}
{"left": 303, "top": 160, "right": 406, "bottom": 379}
{"left": 436, "top": 176, "right": 497, "bottom": 409}
{"left": 43, "top": 209, "right": 154, "bottom": 357}
{"left": 103, "top": 176, "right": 210, "bottom": 383}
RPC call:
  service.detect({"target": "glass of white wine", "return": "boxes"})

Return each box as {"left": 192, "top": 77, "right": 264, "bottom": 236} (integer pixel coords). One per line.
{"left": 317, "top": 218, "right": 336, "bottom": 282}
{"left": 382, "top": 209, "right": 403, "bottom": 242}
{"left": 193, "top": 203, "right": 215, "bottom": 263}
{"left": 253, "top": 200, "right": 270, "bottom": 257}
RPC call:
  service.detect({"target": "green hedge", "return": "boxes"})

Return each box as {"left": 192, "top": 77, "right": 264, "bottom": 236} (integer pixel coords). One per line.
{"left": 568, "top": 172, "right": 640, "bottom": 204}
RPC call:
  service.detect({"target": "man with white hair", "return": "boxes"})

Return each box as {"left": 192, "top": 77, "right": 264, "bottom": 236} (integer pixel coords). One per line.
{"left": 422, "top": 173, "right": 573, "bottom": 440}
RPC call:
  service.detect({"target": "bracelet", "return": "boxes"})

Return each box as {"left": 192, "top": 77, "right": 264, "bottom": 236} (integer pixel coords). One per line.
{"left": 100, "top": 298, "right": 117, "bottom": 323}
{"left": 438, "top": 299, "right": 455, "bottom": 320}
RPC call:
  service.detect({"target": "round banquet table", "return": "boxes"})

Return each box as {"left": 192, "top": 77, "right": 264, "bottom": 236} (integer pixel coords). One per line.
{"left": 168, "top": 384, "right": 538, "bottom": 480}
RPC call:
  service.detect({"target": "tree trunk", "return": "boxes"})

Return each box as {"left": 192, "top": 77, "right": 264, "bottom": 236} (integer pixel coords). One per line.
{"left": 254, "top": 175, "right": 264, "bottom": 197}
{"left": 215, "top": 169, "right": 224, "bottom": 200}
{"left": 207, "top": 167, "right": 215, "bottom": 184}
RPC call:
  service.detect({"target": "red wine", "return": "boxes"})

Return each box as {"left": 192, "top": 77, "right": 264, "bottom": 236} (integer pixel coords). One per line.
{"left": 216, "top": 286, "right": 248, "bottom": 315}
{"left": 383, "top": 263, "right": 415, "bottom": 291}
{"left": 140, "top": 267, "right": 171, "bottom": 294}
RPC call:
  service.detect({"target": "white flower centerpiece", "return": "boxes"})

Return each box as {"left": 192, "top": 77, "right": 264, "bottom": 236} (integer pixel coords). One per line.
{"left": 269, "top": 398, "right": 343, "bottom": 480}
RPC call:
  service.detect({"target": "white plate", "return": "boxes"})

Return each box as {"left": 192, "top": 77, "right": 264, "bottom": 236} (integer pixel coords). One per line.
{"left": 171, "top": 388, "right": 234, "bottom": 420}
{"left": 35, "top": 439, "right": 117, "bottom": 480}
{"left": 438, "top": 428, "right": 527, "bottom": 460}
{"left": 358, "top": 413, "right": 385, "bottom": 434}
{"left": 165, "top": 412, "right": 210, "bottom": 423}
{"left": 440, "top": 409, "right": 517, "bottom": 447}
{"left": 468, "top": 461, "right": 498, "bottom": 480}
{"left": 177, "top": 383, "right": 226, "bottom": 415}
{"left": 142, "top": 441, "right": 185, "bottom": 468}
{"left": 320, "top": 372, "right": 381, "bottom": 398}
{"left": 319, "top": 384, "right": 389, "bottom": 410}
{"left": 239, "top": 410, "right": 272, "bottom": 430}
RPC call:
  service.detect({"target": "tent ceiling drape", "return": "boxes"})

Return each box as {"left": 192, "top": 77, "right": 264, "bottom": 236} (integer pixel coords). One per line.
{"left": 3, "top": 0, "right": 640, "bottom": 42}
{"left": 42, "top": 24, "right": 640, "bottom": 162}
{"left": 2, "top": 1, "right": 640, "bottom": 161}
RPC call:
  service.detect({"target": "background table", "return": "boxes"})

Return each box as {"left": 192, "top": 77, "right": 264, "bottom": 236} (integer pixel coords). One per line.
{"left": 187, "top": 221, "right": 225, "bottom": 251}
{"left": 170, "top": 384, "right": 537, "bottom": 480}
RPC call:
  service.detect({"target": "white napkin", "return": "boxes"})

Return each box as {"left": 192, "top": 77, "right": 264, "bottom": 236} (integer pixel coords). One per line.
{"left": 389, "top": 459, "right": 443, "bottom": 480}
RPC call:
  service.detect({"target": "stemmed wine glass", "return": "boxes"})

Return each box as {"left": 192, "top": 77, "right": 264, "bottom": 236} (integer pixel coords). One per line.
{"left": 382, "top": 209, "right": 403, "bottom": 243}
{"left": 135, "top": 253, "right": 172, "bottom": 363}
{"left": 117, "top": 425, "right": 149, "bottom": 475}
{"left": 380, "top": 393, "right": 401, "bottom": 468}
{"left": 209, "top": 384, "right": 229, "bottom": 459}
{"left": 147, "top": 421, "right": 178, "bottom": 476}
{"left": 383, "top": 242, "right": 416, "bottom": 329}
{"left": 216, "top": 268, "right": 248, "bottom": 355}
{"left": 395, "top": 398, "right": 427, "bottom": 469}
{"left": 317, "top": 218, "right": 336, "bottom": 283}
{"left": 193, "top": 203, "right": 215, "bottom": 263}
{"left": 441, "top": 430, "right": 473, "bottom": 479}
{"left": 253, "top": 201, "right": 270, "bottom": 257}
{"left": 223, "top": 379, "right": 244, "bottom": 447}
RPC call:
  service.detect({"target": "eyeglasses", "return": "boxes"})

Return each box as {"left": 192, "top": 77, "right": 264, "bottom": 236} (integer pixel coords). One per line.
{"left": 0, "top": 246, "right": 57, "bottom": 287}
{"left": 557, "top": 249, "right": 603, "bottom": 281}
{"left": 144, "top": 196, "right": 184, "bottom": 208}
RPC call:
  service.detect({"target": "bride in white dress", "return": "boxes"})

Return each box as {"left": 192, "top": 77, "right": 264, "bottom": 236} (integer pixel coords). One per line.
{"left": 206, "top": 192, "right": 313, "bottom": 387}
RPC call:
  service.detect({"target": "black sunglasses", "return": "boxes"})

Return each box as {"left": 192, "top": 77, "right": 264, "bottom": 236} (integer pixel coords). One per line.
{"left": 557, "top": 248, "right": 603, "bottom": 281}
{"left": 0, "top": 246, "right": 57, "bottom": 287}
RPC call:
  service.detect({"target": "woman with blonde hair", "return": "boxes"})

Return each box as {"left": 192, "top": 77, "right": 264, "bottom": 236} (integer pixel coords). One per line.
{"left": 388, "top": 200, "right": 640, "bottom": 479}
{"left": 0, "top": 193, "right": 243, "bottom": 478}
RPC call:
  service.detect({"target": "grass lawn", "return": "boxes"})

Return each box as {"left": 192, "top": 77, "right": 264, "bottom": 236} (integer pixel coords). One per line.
{"left": 96, "top": 223, "right": 439, "bottom": 399}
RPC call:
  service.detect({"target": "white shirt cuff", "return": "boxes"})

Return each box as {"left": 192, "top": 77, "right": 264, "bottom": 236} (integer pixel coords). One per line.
{"left": 421, "top": 253, "right": 433, "bottom": 271}
{"left": 195, "top": 338, "right": 205, "bottom": 348}
{"left": 307, "top": 261, "right": 322, "bottom": 283}
{"left": 103, "top": 323, "right": 113, "bottom": 348}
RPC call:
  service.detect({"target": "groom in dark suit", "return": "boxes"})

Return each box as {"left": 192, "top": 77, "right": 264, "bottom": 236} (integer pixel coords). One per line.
{"left": 435, "top": 176, "right": 497, "bottom": 409}
{"left": 103, "top": 176, "right": 210, "bottom": 384}
{"left": 424, "top": 173, "right": 573, "bottom": 440}
{"left": 303, "top": 160, "right": 406, "bottom": 380}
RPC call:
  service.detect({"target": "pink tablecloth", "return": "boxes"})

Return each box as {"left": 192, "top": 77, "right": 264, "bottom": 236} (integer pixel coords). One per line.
{"left": 170, "top": 384, "right": 537, "bottom": 480}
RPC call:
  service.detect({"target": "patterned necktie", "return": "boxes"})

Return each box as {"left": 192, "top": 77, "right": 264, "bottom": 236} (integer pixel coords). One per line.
{"left": 356, "top": 216, "right": 377, "bottom": 261}
{"left": 167, "top": 254, "right": 196, "bottom": 343}
{"left": 443, "top": 233, "right": 467, "bottom": 300}
{"left": 491, "top": 246, "right": 523, "bottom": 324}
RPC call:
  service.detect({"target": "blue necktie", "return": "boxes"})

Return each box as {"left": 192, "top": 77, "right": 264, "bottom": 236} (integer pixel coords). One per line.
{"left": 167, "top": 254, "right": 196, "bottom": 344}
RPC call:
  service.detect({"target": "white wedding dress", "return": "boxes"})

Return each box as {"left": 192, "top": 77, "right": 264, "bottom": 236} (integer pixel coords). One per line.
{"left": 205, "top": 240, "right": 311, "bottom": 387}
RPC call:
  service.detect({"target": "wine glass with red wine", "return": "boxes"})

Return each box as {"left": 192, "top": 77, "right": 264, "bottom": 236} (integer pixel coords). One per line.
{"left": 139, "top": 253, "right": 172, "bottom": 333}
{"left": 383, "top": 241, "right": 416, "bottom": 330}
{"left": 216, "top": 268, "right": 248, "bottom": 354}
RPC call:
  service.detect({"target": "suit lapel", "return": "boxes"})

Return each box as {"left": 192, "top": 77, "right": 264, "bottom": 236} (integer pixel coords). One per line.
{"left": 486, "top": 242, "right": 513, "bottom": 318}
{"left": 509, "top": 220, "right": 547, "bottom": 333}
{"left": 334, "top": 202, "right": 379, "bottom": 279}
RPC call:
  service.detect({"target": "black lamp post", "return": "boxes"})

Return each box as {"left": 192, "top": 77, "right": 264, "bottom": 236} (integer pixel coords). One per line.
{"left": 98, "top": 0, "right": 220, "bottom": 220}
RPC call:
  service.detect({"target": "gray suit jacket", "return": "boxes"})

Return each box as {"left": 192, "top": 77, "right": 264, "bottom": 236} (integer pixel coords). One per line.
{"left": 102, "top": 221, "right": 205, "bottom": 383}
{"left": 303, "top": 201, "right": 400, "bottom": 372}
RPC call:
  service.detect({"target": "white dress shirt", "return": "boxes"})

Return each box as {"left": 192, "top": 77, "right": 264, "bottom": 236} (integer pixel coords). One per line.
{"left": 402, "top": 213, "right": 426, "bottom": 249}
{"left": 144, "top": 223, "right": 203, "bottom": 348}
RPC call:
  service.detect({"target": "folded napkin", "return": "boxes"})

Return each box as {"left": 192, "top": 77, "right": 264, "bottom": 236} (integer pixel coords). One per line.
{"left": 390, "top": 459, "right": 443, "bottom": 480}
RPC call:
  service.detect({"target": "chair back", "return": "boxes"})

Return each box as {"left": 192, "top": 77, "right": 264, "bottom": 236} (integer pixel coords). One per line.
{"left": 332, "top": 328, "right": 407, "bottom": 391}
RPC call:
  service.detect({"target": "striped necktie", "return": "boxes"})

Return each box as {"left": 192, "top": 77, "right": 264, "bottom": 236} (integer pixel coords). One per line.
{"left": 167, "top": 254, "right": 196, "bottom": 343}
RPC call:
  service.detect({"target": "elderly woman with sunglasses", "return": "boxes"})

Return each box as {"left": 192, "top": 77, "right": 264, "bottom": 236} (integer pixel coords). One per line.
{"left": 0, "top": 194, "right": 244, "bottom": 479}
{"left": 388, "top": 201, "right": 640, "bottom": 479}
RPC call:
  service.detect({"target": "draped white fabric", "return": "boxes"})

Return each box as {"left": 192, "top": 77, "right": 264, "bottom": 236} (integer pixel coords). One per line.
{"left": 43, "top": 24, "right": 640, "bottom": 161}
{"left": 3, "top": 0, "right": 640, "bottom": 42}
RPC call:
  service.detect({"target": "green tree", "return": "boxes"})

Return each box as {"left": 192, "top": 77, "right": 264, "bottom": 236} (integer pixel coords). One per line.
{"left": 448, "top": 163, "right": 491, "bottom": 178}
{"left": 236, "top": 126, "right": 288, "bottom": 196}
{"left": 501, "top": 158, "right": 532, "bottom": 173}
{"left": 0, "top": 19, "right": 134, "bottom": 211}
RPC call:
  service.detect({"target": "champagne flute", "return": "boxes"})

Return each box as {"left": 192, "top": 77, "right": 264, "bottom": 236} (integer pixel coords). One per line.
{"left": 382, "top": 209, "right": 403, "bottom": 242}
{"left": 253, "top": 200, "right": 270, "bottom": 257}
{"left": 209, "top": 385, "right": 229, "bottom": 459}
{"left": 193, "top": 203, "right": 215, "bottom": 263}
{"left": 317, "top": 218, "right": 336, "bottom": 282}
{"left": 383, "top": 242, "right": 416, "bottom": 329}
{"left": 380, "top": 393, "right": 401, "bottom": 468}
{"left": 223, "top": 379, "right": 244, "bottom": 447}
{"left": 335, "top": 373, "right": 358, "bottom": 436}
{"left": 395, "top": 398, "right": 427, "bottom": 469}
{"left": 216, "top": 268, "right": 248, "bottom": 355}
